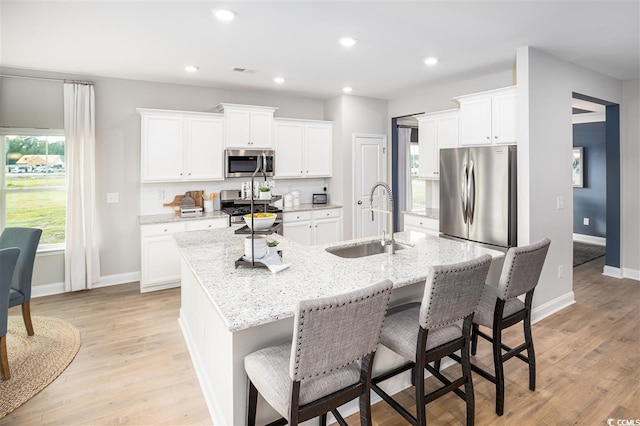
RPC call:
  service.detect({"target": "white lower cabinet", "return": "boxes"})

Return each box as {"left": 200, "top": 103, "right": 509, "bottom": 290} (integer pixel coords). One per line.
{"left": 283, "top": 208, "right": 342, "bottom": 246}
{"left": 140, "top": 218, "right": 228, "bottom": 292}
{"left": 403, "top": 214, "right": 439, "bottom": 236}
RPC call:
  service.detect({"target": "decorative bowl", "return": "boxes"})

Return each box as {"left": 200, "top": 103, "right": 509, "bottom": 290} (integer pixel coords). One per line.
{"left": 243, "top": 213, "right": 276, "bottom": 230}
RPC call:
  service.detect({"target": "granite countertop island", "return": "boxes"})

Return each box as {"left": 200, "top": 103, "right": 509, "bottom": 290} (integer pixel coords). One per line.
{"left": 176, "top": 227, "right": 504, "bottom": 425}
{"left": 175, "top": 227, "right": 502, "bottom": 332}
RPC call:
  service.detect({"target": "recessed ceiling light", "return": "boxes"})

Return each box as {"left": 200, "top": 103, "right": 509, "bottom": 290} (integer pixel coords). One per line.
{"left": 424, "top": 57, "right": 439, "bottom": 66}
{"left": 274, "top": 77, "right": 285, "bottom": 84}
{"left": 339, "top": 37, "right": 357, "bottom": 48}
{"left": 213, "top": 9, "right": 236, "bottom": 21}
{"left": 343, "top": 86, "right": 353, "bottom": 93}
{"left": 185, "top": 65, "right": 199, "bottom": 72}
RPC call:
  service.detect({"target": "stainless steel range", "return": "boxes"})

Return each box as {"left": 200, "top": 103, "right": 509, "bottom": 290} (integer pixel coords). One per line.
{"left": 219, "top": 190, "right": 283, "bottom": 226}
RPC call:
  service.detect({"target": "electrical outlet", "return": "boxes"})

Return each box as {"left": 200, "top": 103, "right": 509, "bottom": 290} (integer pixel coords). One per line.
{"left": 107, "top": 193, "right": 119, "bottom": 204}
{"left": 556, "top": 196, "right": 564, "bottom": 210}
{"left": 157, "top": 190, "right": 165, "bottom": 200}
{"left": 583, "top": 217, "right": 590, "bottom": 226}
{"left": 558, "top": 265, "right": 564, "bottom": 279}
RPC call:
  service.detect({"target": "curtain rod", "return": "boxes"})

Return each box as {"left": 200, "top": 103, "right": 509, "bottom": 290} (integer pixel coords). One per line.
{"left": 397, "top": 124, "right": 418, "bottom": 129}
{"left": 0, "top": 74, "right": 94, "bottom": 85}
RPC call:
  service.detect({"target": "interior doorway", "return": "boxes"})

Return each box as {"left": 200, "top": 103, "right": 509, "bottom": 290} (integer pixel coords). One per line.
{"left": 571, "top": 92, "right": 621, "bottom": 273}
{"left": 391, "top": 113, "right": 423, "bottom": 232}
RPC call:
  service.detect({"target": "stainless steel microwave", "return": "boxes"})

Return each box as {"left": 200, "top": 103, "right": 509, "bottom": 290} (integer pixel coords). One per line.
{"left": 225, "top": 149, "right": 275, "bottom": 178}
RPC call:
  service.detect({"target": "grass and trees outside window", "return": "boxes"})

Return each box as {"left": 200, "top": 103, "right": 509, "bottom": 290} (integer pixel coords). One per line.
{"left": 1, "top": 130, "right": 66, "bottom": 248}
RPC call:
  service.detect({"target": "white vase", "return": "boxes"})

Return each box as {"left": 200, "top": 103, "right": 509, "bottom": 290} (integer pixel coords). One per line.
{"left": 259, "top": 191, "right": 271, "bottom": 200}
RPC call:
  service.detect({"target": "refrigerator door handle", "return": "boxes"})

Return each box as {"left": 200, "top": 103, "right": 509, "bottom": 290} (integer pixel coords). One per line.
{"left": 468, "top": 160, "right": 476, "bottom": 224}
{"left": 461, "top": 162, "right": 468, "bottom": 224}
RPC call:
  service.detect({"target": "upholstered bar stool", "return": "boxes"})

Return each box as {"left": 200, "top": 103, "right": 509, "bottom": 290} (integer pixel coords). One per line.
{"left": 244, "top": 279, "right": 393, "bottom": 426}
{"left": 0, "top": 228, "right": 42, "bottom": 336}
{"left": 470, "top": 238, "right": 551, "bottom": 416}
{"left": 1, "top": 247, "right": 20, "bottom": 380}
{"left": 371, "top": 255, "right": 492, "bottom": 426}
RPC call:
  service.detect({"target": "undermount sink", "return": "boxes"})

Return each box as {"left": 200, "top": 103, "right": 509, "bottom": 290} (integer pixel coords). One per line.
{"left": 326, "top": 241, "right": 410, "bottom": 258}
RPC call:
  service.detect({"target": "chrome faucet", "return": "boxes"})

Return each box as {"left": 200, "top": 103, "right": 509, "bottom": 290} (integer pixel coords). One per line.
{"left": 368, "top": 182, "right": 395, "bottom": 255}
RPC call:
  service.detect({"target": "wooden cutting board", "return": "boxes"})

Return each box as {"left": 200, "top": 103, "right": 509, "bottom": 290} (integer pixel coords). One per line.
{"left": 163, "top": 195, "right": 184, "bottom": 213}
{"left": 162, "top": 190, "right": 205, "bottom": 213}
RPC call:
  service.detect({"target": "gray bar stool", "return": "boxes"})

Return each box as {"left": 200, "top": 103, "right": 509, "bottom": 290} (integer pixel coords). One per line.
{"left": 244, "top": 279, "right": 393, "bottom": 426}
{"left": 469, "top": 238, "right": 551, "bottom": 416}
{"left": 371, "top": 255, "right": 492, "bottom": 426}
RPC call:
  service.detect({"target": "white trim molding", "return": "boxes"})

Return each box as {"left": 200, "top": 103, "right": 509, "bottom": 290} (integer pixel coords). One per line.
{"left": 32, "top": 282, "right": 65, "bottom": 298}
{"left": 602, "top": 266, "right": 639, "bottom": 280}
{"left": 531, "top": 291, "right": 576, "bottom": 324}
{"left": 94, "top": 271, "right": 141, "bottom": 288}
{"left": 32, "top": 271, "right": 140, "bottom": 298}
{"left": 573, "top": 233, "right": 606, "bottom": 246}
{"left": 622, "top": 268, "right": 640, "bottom": 281}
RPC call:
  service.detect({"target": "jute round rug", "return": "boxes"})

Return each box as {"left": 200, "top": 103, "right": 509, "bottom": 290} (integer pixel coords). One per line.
{"left": 0, "top": 315, "right": 81, "bottom": 419}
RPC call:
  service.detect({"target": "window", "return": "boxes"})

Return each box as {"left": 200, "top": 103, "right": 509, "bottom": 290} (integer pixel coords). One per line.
{"left": 1, "top": 130, "right": 66, "bottom": 248}
{"left": 409, "top": 142, "right": 426, "bottom": 212}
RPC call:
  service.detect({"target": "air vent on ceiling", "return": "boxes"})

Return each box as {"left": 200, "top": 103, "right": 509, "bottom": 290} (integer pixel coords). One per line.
{"left": 232, "top": 67, "right": 257, "bottom": 74}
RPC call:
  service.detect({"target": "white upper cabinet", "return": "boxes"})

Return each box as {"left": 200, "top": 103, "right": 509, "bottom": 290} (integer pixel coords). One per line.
{"left": 417, "top": 109, "right": 458, "bottom": 179}
{"left": 139, "top": 109, "right": 224, "bottom": 182}
{"left": 215, "top": 104, "right": 278, "bottom": 148}
{"left": 455, "top": 86, "right": 516, "bottom": 146}
{"left": 274, "top": 119, "right": 332, "bottom": 178}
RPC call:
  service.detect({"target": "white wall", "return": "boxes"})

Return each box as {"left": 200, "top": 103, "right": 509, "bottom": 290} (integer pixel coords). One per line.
{"left": 516, "top": 46, "right": 630, "bottom": 313}
{"left": 0, "top": 67, "right": 325, "bottom": 288}
{"left": 621, "top": 79, "right": 640, "bottom": 278}
{"left": 324, "top": 95, "right": 388, "bottom": 239}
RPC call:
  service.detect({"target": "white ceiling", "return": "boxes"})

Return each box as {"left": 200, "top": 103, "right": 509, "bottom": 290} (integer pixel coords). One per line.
{"left": 1, "top": 1, "right": 638, "bottom": 100}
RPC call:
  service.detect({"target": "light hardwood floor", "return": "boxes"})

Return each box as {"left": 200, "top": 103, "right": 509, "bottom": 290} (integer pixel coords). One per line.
{"left": 2, "top": 256, "right": 639, "bottom": 425}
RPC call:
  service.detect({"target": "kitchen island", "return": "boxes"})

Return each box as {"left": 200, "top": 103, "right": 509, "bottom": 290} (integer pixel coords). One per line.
{"left": 175, "top": 227, "right": 504, "bottom": 425}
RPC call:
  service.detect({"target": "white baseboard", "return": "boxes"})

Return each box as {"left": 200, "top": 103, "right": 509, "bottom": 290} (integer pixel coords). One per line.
{"left": 31, "top": 271, "right": 141, "bottom": 297}
{"left": 573, "top": 233, "right": 606, "bottom": 246}
{"left": 603, "top": 266, "right": 623, "bottom": 278}
{"left": 94, "top": 271, "right": 140, "bottom": 288}
{"left": 32, "top": 282, "right": 65, "bottom": 298}
{"left": 531, "top": 291, "right": 576, "bottom": 324}
{"left": 622, "top": 268, "right": 640, "bottom": 281}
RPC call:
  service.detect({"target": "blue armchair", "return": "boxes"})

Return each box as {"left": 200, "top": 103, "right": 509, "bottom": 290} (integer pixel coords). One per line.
{"left": 0, "top": 228, "right": 42, "bottom": 337}
{"left": 1, "top": 247, "right": 20, "bottom": 380}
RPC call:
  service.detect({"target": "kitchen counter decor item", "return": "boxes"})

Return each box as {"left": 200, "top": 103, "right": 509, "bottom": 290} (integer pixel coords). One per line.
{"left": 243, "top": 213, "right": 276, "bottom": 230}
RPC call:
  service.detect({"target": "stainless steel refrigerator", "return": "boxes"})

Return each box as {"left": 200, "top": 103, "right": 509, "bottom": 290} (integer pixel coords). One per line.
{"left": 439, "top": 145, "right": 517, "bottom": 248}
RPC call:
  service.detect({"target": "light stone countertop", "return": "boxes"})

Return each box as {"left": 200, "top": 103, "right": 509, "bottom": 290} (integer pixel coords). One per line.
{"left": 139, "top": 211, "right": 228, "bottom": 225}
{"left": 282, "top": 203, "right": 342, "bottom": 213}
{"left": 174, "top": 228, "right": 504, "bottom": 333}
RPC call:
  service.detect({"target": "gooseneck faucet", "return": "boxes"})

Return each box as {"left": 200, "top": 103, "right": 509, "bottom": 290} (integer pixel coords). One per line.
{"left": 368, "top": 181, "right": 395, "bottom": 255}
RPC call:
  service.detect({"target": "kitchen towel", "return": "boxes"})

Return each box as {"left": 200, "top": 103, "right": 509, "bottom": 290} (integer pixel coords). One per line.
{"left": 241, "top": 251, "right": 290, "bottom": 274}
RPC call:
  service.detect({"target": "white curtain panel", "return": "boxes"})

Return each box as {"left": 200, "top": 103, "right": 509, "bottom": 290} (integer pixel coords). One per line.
{"left": 63, "top": 82, "right": 100, "bottom": 291}
{"left": 396, "top": 127, "right": 412, "bottom": 231}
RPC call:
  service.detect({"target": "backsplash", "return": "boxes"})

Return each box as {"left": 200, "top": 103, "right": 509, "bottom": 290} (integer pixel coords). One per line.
{"left": 140, "top": 177, "right": 331, "bottom": 215}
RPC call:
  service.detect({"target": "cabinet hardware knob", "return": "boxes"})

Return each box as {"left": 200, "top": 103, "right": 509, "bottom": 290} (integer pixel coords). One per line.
{"left": 315, "top": 225, "right": 318, "bottom": 228}
{"left": 188, "top": 172, "right": 191, "bottom": 175}
{"left": 164, "top": 229, "right": 168, "bottom": 232}
{"left": 494, "top": 136, "right": 498, "bottom": 139}
{"left": 208, "top": 225, "right": 211, "bottom": 228}
{"left": 179, "top": 173, "right": 183, "bottom": 176}
{"left": 486, "top": 136, "right": 490, "bottom": 140}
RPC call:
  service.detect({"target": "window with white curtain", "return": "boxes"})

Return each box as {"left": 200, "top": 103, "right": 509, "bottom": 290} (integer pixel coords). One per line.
{"left": 410, "top": 141, "right": 426, "bottom": 212}
{"left": 1, "top": 129, "right": 67, "bottom": 248}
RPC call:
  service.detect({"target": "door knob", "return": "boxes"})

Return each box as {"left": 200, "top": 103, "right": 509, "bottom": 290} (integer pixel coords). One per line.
{"left": 357, "top": 200, "right": 363, "bottom": 205}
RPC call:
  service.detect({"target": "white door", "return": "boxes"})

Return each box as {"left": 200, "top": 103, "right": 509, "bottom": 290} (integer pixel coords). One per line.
{"left": 353, "top": 134, "right": 387, "bottom": 239}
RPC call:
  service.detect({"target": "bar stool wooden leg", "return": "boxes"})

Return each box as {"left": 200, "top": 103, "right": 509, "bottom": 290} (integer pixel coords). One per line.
{"left": 471, "top": 323, "right": 479, "bottom": 356}
{"left": 0, "top": 335, "right": 10, "bottom": 380}
{"left": 493, "top": 324, "right": 505, "bottom": 416}
{"left": 524, "top": 314, "right": 536, "bottom": 391}
{"left": 247, "top": 379, "right": 258, "bottom": 426}
{"left": 462, "top": 321, "right": 475, "bottom": 426}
